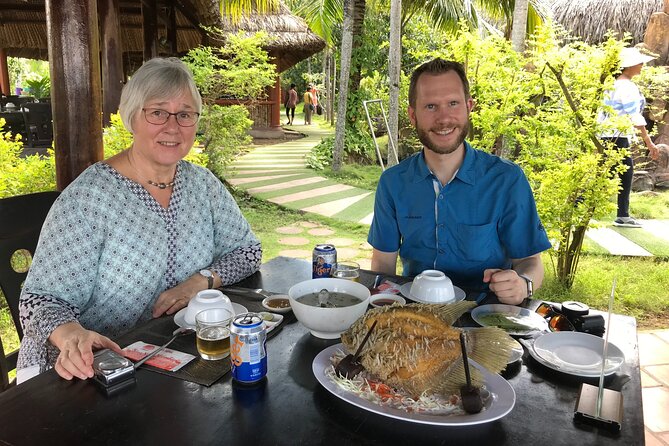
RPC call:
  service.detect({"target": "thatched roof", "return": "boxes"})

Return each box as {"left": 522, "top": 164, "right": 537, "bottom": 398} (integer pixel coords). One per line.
{"left": 550, "top": 0, "right": 663, "bottom": 45}
{"left": 212, "top": 3, "right": 325, "bottom": 72}
{"left": 0, "top": 0, "right": 323, "bottom": 72}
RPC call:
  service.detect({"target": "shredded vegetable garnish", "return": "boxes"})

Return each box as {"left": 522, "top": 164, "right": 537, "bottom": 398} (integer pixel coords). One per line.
{"left": 326, "top": 351, "right": 470, "bottom": 415}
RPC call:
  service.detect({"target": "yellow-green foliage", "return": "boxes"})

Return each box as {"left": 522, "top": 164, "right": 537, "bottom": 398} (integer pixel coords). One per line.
{"left": 0, "top": 119, "right": 56, "bottom": 198}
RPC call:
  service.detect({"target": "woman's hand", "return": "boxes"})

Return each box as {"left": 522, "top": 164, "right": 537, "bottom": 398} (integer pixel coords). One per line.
{"left": 152, "top": 273, "right": 213, "bottom": 318}
{"left": 49, "top": 322, "right": 123, "bottom": 380}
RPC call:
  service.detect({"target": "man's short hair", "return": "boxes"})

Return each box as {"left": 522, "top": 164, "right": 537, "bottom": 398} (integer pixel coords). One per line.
{"left": 408, "top": 58, "right": 470, "bottom": 107}
{"left": 290, "top": 83, "right": 296, "bottom": 88}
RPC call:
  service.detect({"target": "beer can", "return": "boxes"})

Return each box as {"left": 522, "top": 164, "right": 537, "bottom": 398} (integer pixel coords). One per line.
{"left": 230, "top": 313, "right": 267, "bottom": 383}
{"left": 312, "top": 244, "right": 337, "bottom": 278}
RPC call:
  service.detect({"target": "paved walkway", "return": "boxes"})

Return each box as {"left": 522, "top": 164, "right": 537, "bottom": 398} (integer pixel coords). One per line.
{"left": 227, "top": 124, "right": 668, "bottom": 446}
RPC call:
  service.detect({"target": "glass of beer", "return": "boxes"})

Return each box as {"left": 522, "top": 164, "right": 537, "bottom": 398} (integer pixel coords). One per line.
{"left": 195, "top": 308, "right": 233, "bottom": 360}
{"left": 331, "top": 261, "right": 360, "bottom": 282}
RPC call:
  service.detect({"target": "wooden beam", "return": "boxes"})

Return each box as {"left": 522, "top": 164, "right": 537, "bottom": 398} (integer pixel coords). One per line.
{"left": 141, "top": 0, "right": 159, "bottom": 61}
{"left": 0, "top": 49, "right": 10, "bottom": 96}
{"left": 99, "top": 0, "right": 124, "bottom": 126}
{"left": 166, "top": 0, "right": 178, "bottom": 55}
{"left": 45, "top": 0, "right": 103, "bottom": 190}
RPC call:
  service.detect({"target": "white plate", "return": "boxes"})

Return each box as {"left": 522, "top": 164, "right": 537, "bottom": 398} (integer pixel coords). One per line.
{"left": 258, "top": 312, "right": 284, "bottom": 333}
{"left": 173, "top": 302, "right": 248, "bottom": 329}
{"left": 471, "top": 304, "right": 549, "bottom": 336}
{"left": 312, "top": 344, "right": 516, "bottom": 426}
{"left": 528, "top": 332, "right": 625, "bottom": 377}
{"left": 508, "top": 339, "right": 524, "bottom": 364}
{"left": 261, "top": 295, "right": 292, "bottom": 314}
{"left": 399, "top": 282, "right": 466, "bottom": 304}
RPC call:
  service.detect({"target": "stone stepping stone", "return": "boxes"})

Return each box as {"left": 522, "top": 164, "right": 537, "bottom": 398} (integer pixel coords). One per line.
{"left": 272, "top": 184, "right": 355, "bottom": 205}
{"left": 247, "top": 176, "right": 323, "bottom": 193}
{"left": 301, "top": 192, "right": 372, "bottom": 217}
{"left": 586, "top": 227, "right": 652, "bottom": 256}
{"left": 335, "top": 247, "right": 360, "bottom": 258}
{"left": 278, "top": 237, "right": 310, "bottom": 246}
{"left": 299, "top": 221, "right": 319, "bottom": 228}
{"left": 325, "top": 237, "right": 355, "bottom": 247}
{"left": 278, "top": 249, "right": 311, "bottom": 259}
{"left": 307, "top": 228, "right": 335, "bottom": 236}
{"left": 276, "top": 226, "right": 303, "bottom": 234}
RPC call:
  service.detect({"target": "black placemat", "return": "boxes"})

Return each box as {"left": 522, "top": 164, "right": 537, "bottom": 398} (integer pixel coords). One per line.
{"left": 115, "top": 290, "right": 294, "bottom": 386}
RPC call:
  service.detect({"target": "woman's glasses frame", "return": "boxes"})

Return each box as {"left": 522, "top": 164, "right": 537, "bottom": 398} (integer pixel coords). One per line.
{"left": 142, "top": 108, "right": 200, "bottom": 127}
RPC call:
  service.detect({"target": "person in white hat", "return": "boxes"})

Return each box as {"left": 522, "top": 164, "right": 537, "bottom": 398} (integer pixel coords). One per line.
{"left": 598, "top": 46, "right": 660, "bottom": 228}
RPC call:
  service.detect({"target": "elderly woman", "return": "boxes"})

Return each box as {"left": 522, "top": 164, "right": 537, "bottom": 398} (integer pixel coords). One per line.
{"left": 17, "top": 57, "right": 261, "bottom": 382}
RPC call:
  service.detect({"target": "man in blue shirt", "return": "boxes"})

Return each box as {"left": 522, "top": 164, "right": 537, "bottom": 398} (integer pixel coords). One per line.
{"left": 368, "top": 58, "right": 551, "bottom": 305}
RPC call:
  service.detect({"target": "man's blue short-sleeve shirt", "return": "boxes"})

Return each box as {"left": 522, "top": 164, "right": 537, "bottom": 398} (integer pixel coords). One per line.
{"left": 368, "top": 141, "right": 551, "bottom": 287}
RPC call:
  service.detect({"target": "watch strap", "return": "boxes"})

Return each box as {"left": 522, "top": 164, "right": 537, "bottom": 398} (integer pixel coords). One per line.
{"left": 518, "top": 274, "right": 533, "bottom": 298}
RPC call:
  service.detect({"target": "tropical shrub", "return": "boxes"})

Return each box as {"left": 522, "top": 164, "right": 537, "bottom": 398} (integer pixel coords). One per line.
{"left": 0, "top": 121, "right": 55, "bottom": 198}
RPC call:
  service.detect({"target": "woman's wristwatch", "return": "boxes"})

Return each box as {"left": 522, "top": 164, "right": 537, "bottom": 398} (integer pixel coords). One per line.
{"left": 199, "top": 269, "right": 214, "bottom": 289}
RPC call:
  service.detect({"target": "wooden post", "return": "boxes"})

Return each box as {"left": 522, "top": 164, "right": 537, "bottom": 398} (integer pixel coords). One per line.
{"left": 99, "top": 0, "right": 124, "bottom": 126}
{"left": 46, "top": 0, "right": 103, "bottom": 190}
{"left": 0, "top": 49, "right": 10, "bottom": 96}
{"left": 167, "top": 0, "right": 178, "bottom": 55}
{"left": 142, "top": 0, "right": 159, "bottom": 61}
{"left": 271, "top": 73, "right": 281, "bottom": 129}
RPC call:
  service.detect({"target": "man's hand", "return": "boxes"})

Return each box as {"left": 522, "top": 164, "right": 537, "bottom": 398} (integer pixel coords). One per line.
{"left": 50, "top": 322, "right": 122, "bottom": 380}
{"left": 482, "top": 269, "right": 527, "bottom": 305}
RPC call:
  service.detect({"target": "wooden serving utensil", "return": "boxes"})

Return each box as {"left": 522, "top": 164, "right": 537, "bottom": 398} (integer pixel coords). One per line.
{"left": 335, "top": 321, "right": 378, "bottom": 379}
{"left": 459, "top": 331, "right": 483, "bottom": 414}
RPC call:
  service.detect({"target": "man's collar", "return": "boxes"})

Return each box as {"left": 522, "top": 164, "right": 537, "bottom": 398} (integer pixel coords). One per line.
{"left": 409, "top": 142, "right": 476, "bottom": 185}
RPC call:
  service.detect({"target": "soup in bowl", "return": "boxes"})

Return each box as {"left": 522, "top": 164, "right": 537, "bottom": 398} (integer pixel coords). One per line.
{"left": 288, "top": 278, "right": 371, "bottom": 339}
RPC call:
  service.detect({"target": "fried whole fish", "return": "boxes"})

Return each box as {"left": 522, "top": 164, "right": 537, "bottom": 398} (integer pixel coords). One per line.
{"left": 340, "top": 301, "right": 515, "bottom": 396}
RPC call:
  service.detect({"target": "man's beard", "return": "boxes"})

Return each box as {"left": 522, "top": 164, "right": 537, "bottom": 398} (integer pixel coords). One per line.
{"left": 415, "top": 119, "right": 469, "bottom": 155}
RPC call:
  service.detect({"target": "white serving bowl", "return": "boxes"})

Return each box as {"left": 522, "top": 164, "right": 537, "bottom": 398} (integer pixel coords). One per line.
{"left": 185, "top": 289, "right": 233, "bottom": 325}
{"left": 288, "top": 278, "right": 371, "bottom": 339}
{"left": 410, "top": 269, "right": 455, "bottom": 303}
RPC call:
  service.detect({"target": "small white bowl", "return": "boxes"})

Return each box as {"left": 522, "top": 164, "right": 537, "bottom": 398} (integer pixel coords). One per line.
{"left": 369, "top": 294, "right": 406, "bottom": 308}
{"left": 410, "top": 269, "right": 455, "bottom": 303}
{"left": 185, "top": 289, "right": 233, "bottom": 325}
{"left": 261, "top": 295, "right": 292, "bottom": 314}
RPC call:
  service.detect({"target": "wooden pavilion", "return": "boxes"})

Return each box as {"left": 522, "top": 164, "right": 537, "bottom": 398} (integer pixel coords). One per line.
{"left": 0, "top": 0, "right": 324, "bottom": 189}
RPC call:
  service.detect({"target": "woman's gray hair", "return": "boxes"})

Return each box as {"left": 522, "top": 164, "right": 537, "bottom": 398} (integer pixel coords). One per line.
{"left": 119, "top": 57, "right": 202, "bottom": 133}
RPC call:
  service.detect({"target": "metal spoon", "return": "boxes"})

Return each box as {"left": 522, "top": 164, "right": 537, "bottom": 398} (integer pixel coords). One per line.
{"left": 133, "top": 327, "right": 194, "bottom": 369}
{"left": 318, "top": 289, "right": 331, "bottom": 308}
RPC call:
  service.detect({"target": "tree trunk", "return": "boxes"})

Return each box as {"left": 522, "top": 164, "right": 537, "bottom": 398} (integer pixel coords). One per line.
{"left": 387, "top": 0, "right": 401, "bottom": 167}
{"left": 510, "top": 0, "right": 529, "bottom": 52}
{"left": 333, "top": 0, "right": 355, "bottom": 172}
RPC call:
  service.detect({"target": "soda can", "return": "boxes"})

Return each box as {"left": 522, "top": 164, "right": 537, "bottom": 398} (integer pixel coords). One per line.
{"left": 230, "top": 313, "right": 267, "bottom": 384}
{"left": 312, "top": 244, "right": 337, "bottom": 278}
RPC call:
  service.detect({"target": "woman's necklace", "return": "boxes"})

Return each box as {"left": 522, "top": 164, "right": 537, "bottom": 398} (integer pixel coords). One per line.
{"left": 126, "top": 150, "right": 175, "bottom": 189}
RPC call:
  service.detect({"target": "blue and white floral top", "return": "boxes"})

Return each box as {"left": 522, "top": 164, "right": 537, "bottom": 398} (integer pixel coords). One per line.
{"left": 17, "top": 160, "right": 261, "bottom": 375}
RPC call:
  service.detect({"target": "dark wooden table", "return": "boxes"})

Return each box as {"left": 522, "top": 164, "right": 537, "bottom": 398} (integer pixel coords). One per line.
{"left": 0, "top": 257, "right": 644, "bottom": 445}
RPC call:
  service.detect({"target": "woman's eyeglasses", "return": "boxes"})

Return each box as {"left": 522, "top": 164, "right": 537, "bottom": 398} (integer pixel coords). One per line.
{"left": 142, "top": 108, "right": 200, "bottom": 127}
{"left": 536, "top": 302, "right": 575, "bottom": 332}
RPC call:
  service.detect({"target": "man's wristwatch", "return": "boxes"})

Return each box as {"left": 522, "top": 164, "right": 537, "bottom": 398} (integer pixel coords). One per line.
{"left": 199, "top": 269, "right": 214, "bottom": 289}
{"left": 518, "top": 274, "right": 533, "bottom": 298}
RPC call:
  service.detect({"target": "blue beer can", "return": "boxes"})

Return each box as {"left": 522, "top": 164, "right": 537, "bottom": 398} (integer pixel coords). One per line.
{"left": 230, "top": 313, "right": 267, "bottom": 383}
{"left": 312, "top": 244, "right": 337, "bottom": 278}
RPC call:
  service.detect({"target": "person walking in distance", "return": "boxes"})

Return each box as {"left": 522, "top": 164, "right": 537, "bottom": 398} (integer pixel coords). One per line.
{"left": 303, "top": 86, "right": 314, "bottom": 125}
{"left": 285, "top": 84, "right": 298, "bottom": 125}
{"left": 598, "top": 46, "right": 660, "bottom": 228}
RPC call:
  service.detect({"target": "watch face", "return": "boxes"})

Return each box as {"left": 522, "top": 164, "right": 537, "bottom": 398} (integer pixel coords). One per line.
{"left": 200, "top": 269, "right": 212, "bottom": 278}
